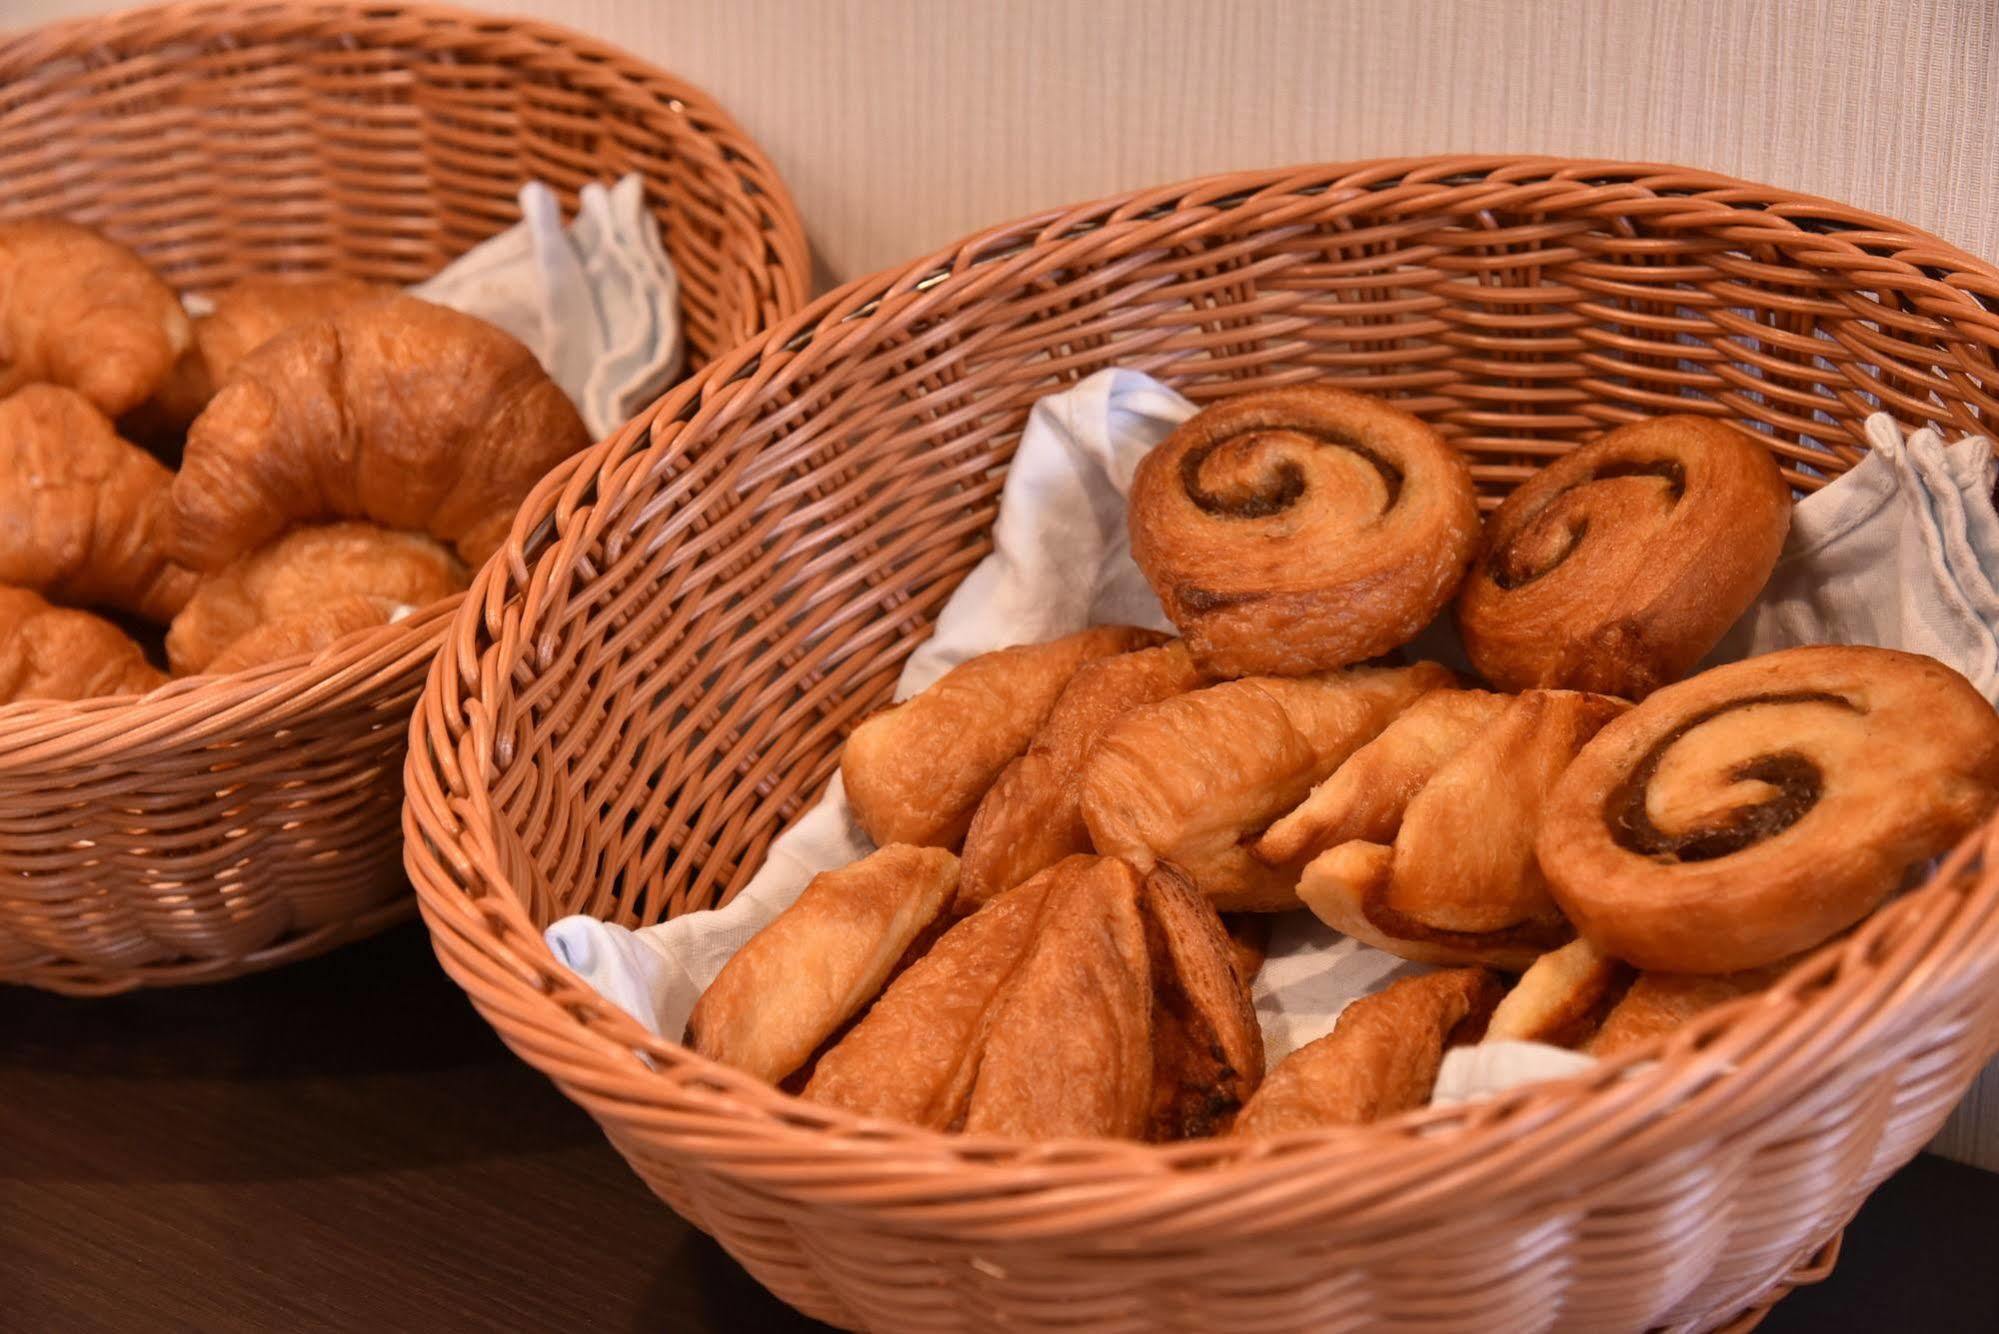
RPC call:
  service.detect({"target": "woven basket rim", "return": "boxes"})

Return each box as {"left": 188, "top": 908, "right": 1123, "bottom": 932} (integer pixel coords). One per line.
{"left": 406, "top": 155, "right": 1999, "bottom": 1218}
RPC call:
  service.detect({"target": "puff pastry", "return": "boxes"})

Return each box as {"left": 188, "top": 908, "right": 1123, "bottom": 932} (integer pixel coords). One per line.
{"left": 170, "top": 296, "right": 591, "bottom": 572}
{"left": 1456, "top": 416, "right": 1791, "bottom": 699}
{"left": 1538, "top": 645, "right": 1999, "bottom": 973}
{"left": 1128, "top": 387, "right": 1480, "bottom": 677}
{"left": 0, "top": 219, "right": 190, "bottom": 416}
{"left": 1081, "top": 662, "right": 1454, "bottom": 909}
{"left": 1586, "top": 969, "right": 1778, "bottom": 1057}
{"left": 0, "top": 384, "right": 196, "bottom": 622}
{"left": 0, "top": 585, "right": 166, "bottom": 704}
{"left": 1488, "top": 937, "right": 1779, "bottom": 1057}
{"left": 842, "top": 625, "right": 1164, "bottom": 849}
{"left": 204, "top": 595, "right": 403, "bottom": 675}
{"left": 1141, "top": 863, "right": 1264, "bottom": 1139}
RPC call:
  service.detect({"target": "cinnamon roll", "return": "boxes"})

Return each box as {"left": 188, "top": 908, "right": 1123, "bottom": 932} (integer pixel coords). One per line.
{"left": 1538, "top": 646, "right": 1999, "bottom": 974}
{"left": 1456, "top": 415, "right": 1791, "bottom": 699}
{"left": 1128, "top": 387, "right": 1480, "bottom": 678}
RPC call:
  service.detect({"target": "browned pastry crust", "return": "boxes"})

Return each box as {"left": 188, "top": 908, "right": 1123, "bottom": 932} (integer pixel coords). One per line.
{"left": 0, "top": 384, "right": 197, "bottom": 622}
{"left": 1455, "top": 416, "right": 1792, "bottom": 699}
{"left": 1297, "top": 689, "right": 1626, "bottom": 969}
{"left": 1538, "top": 645, "right": 1999, "bottom": 973}
{"left": 1585, "top": 968, "right": 1778, "bottom": 1057}
{"left": 1231, "top": 968, "right": 1502, "bottom": 1134}
{"left": 0, "top": 219, "right": 190, "bottom": 416}
{"left": 1221, "top": 912, "right": 1271, "bottom": 989}
{"left": 1486, "top": 939, "right": 1634, "bottom": 1046}
{"left": 170, "top": 295, "right": 591, "bottom": 572}
{"left": 687, "top": 845, "right": 958, "bottom": 1085}
{"left": 842, "top": 625, "right": 1165, "bottom": 849}
{"left": 1127, "top": 387, "right": 1480, "bottom": 678}
{"left": 166, "top": 522, "right": 466, "bottom": 675}
{"left": 958, "top": 640, "right": 1206, "bottom": 908}
{"left": 1140, "top": 864, "right": 1264, "bottom": 1140}
{"left": 0, "top": 585, "right": 166, "bottom": 704}
{"left": 1080, "top": 662, "right": 1455, "bottom": 910}
{"left": 203, "top": 595, "right": 402, "bottom": 675}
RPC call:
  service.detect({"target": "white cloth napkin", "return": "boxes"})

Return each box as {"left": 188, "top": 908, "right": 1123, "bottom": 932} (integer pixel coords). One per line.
{"left": 546, "top": 371, "right": 1999, "bottom": 1134}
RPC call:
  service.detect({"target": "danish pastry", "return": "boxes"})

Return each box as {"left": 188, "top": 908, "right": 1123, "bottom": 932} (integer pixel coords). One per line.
{"left": 1456, "top": 416, "right": 1791, "bottom": 699}
{"left": 203, "top": 596, "right": 404, "bottom": 675}
{"left": 1538, "top": 645, "right": 1999, "bottom": 973}
{"left": 842, "top": 625, "right": 1164, "bottom": 849}
{"left": 0, "top": 586, "right": 166, "bottom": 704}
{"left": 1128, "top": 387, "right": 1480, "bottom": 677}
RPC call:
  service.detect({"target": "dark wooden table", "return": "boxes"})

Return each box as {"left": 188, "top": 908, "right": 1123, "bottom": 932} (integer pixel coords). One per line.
{"left": 4, "top": 920, "right": 1996, "bottom": 1333}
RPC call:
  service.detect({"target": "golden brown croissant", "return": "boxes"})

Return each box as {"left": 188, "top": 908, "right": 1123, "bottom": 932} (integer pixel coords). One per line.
{"left": 1142, "top": 864, "right": 1264, "bottom": 1140}
{"left": 166, "top": 522, "right": 466, "bottom": 675}
{"left": 1080, "top": 661, "right": 1454, "bottom": 909}
{"left": 958, "top": 640, "right": 1206, "bottom": 909}
{"left": 1128, "top": 387, "right": 1481, "bottom": 677}
{"left": 169, "top": 296, "right": 590, "bottom": 572}
{"left": 1456, "top": 416, "right": 1792, "bottom": 699}
{"left": 1298, "top": 689, "right": 1626, "bottom": 969}
{"left": 1538, "top": 645, "right": 1999, "bottom": 974}
{"left": 0, "top": 384, "right": 196, "bottom": 622}
{"left": 1231, "top": 968, "right": 1501, "bottom": 1135}
{"left": 0, "top": 585, "right": 166, "bottom": 704}
{"left": 842, "top": 625, "right": 1165, "bottom": 849}
{"left": 687, "top": 844, "right": 958, "bottom": 1085}
{"left": 0, "top": 219, "right": 190, "bottom": 416}
{"left": 1586, "top": 968, "right": 1779, "bottom": 1057}
{"left": 1488, "top": 937, "right": 1779, "bottom": 1057}
{"left": 203, "top": 595, "right": 402, "bottom": 675}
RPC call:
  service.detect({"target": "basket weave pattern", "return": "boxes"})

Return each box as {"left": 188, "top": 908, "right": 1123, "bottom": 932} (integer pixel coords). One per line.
{"left": 404, "top": 157, "right": 1999, "bottom": 1331}
{"left": 0, "top": 0, "right": 808, "bottom": 994}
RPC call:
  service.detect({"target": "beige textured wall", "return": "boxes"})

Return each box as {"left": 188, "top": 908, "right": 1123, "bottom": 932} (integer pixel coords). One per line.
{"left": 12, "top": 0, "right": 1999, "bottom": 284}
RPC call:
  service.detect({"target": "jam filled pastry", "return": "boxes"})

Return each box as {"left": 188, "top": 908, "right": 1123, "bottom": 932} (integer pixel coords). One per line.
{"left": 842, "top": 625, "right": 1164, "bottom": 849}
{"left": 1297, "top": 690, "right": 1626, "bottom": 970}
{"left": 166, "top": 522, "right": 467, "bottom": 675}
{"left": 1538, "top": 645, "right": 1999, "bottom": 973}
{"left": 1128, "top": 387, "right": 1479, "bottom": 678}
{"left": 1141, "top": 864, "right": 1264, "bottom": 1140}
{"left": 202, "top": 595, "right": 405, "bottom": 675}
{"left": 0, "top": 385, "right": 197, "bottom": 623}
{"left": 1488, "top": 937, "right": 1780, "bottom": 1057}
{"left": 687, "top": 845, "right": 958, "bottom": 1085}
{"left": 0, "top": 586, "right": 167, "bottom": 704}
{"left": 0, "top": 219, "right": 190, "bottom": 416}
{"left": 170, "top": 296, "right": 591, "bottom": 572}
{"left": 1080, "top": 662, "right": 1455, "bottom": 910}
{"left": 1231, "top": 967, "right": 1502, "bottom": 1134}
{"left": 1456, "top": 416, "right": 1791, "bottom": 699}
{"left": 957, "top": 640, "right": 1206, "bottom": 908}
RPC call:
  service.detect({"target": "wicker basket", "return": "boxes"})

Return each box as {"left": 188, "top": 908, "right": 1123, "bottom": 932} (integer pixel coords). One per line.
{"left": 403, "top": 157, "right": 1999, "bottom": 1332}
{"left": 0, "top": 0, "right": 809, "bottom": 994}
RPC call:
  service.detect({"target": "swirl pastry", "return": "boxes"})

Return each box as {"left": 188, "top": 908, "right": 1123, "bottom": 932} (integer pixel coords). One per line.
{"left": 1231, "top": 968, "right": 1501, "bottom": 1135}
{"left": 0, "top": 586, "right": 166, "bottom": 704}
{"left": 0, "top": 385, "right": 196, "bottom": 622}
{"left": 170, "top": 296, "right": 591, "bottom": 572}
{"left": 0, "top": 219, "right": 190, "bottom": 416}
{"left": 1456, "top": 416, "right": 1791, "bottom": 699}
{"left": 958, "top": 640, "right": 1205, "bottom": 908}
{"left": 1297, "top": 689, "right": 1626, "bottom": 969}
{"left": 1080, "top": 661, "right": 1454, "bottom": 909}
{"left": 1128, "top": 387, "right": 1480, "bottom": 677}
{"left": 842, "top": 625, "right": 1164, "bottom": 849}
{"left": 1538, "top": 645, "right": 1999, "bottom": 973}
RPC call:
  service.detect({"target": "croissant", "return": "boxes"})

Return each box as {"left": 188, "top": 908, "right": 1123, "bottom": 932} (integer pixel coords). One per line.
{"left": 1141, "top": 863, "right": 1264, "bottom": 1140}
{"left": 841, "top": 625, "right": 1165, "bottom": 849}
{"left": 166, "top": 522, "right": 467, "bottom": 675}
{"left": 203, "top": 596, "right": 403, "bottom": 675}
{"left": 1538, "top": 645, "right": 1999, "bottom": 973}
{"left": 1079, "top": 661, "right": 1454, "bottom": 909}
{"left": 169, "top": 296, "right": 591, "bottom": 572}
{"left": 0, "top": 219, "right": 190, "bottom": 416}
{"left": 958, "top": 640, "right": 1206, "bottom": 909}
{"left": 0, "top": 384, "right": 196, "bottom": 622}
{"left": 1488, "top": 938, "right": 1780, "bottom": 1057}
{"left": 0, "top": 585, "right": 166, "bottom": 704}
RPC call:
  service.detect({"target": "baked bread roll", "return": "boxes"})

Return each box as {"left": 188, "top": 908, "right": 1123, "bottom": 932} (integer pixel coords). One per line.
{"left": 1456, "top": 416, "right": 1791, "bottom": 699}
{"left": 203, "top": 595, "right": 403, "bottom": 675}
{"left": 1538, "top": 645, "right": 1999, "bottom": 973}
{"left": 166, "top": 522, "right": 466, "bottom": 675}
{"left": 170, "top": 296, "right": 590, "bottom": 572}
{"left": 0, "top": 385, "right": 196, "bottom": 622}
{"left": 1297, "top": 689, "right": 1626, "bottom": 969}
{"left": 842, "top": 625, "right": 1164, "bottom": 849}
{"left": 1231, "top": 968, "right": 1501, "bottom": 1135}
{"left": 0, "top": 585, "right": 166, "bottom": 704}
{"left": 1128, "top": 387, "right": 1480, "bottom": 677}
{"left": 0, "top": 219, "right": 190, "bottom": 416}
{"left": 1080, "top": 662, "right": 1454, "bottom": 909}
{"left": 958, "top": 640, "right": 1205, "bottom": 908}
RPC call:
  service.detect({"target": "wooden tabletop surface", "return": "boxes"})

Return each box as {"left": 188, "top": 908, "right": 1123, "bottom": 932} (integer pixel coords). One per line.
{"left": 4, "top": 919, "right": 1996, "bottom": 1333}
